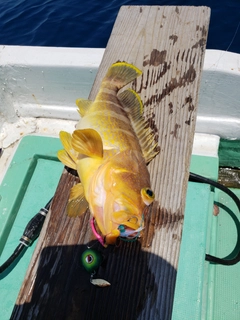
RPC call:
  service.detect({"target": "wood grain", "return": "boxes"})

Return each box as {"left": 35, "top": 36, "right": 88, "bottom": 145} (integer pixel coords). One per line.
{"left": 11, "top": 6, "right": 210, "bottom": 320}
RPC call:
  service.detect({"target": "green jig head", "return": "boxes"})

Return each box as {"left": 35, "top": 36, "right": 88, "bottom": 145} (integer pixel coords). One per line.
{"left": 81, "top": 249, "right": 110, "bottom": 287}
{"left": 81, "top": 249, "right": 102, "bottom": 273}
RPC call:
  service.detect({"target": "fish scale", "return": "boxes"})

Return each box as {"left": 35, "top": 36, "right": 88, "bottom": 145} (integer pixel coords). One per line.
{"left": 77, "top": 110, "right": 138, "bottom": 151}
{"left": 77, "top": 87, "right": 141, "bottom": 152}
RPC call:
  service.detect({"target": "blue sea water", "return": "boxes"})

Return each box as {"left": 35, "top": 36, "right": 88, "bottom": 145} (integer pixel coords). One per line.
{"left": 0, "top": 0, "right": 239, "bottom": 53}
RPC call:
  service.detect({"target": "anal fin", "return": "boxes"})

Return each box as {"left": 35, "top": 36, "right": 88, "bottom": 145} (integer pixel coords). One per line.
{"left": 67, "top": 183, "right": 89, "bottom": 217}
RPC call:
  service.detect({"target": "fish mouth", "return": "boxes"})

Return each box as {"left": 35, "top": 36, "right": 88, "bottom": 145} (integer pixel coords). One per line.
{"left": 90, "top": 217, "right": 144, "bottom": 246}
{"left": 118, "top": 224, "right": 144, "bottom": 241}
{"left": 104, "top": 224, "right": 144, "bottom": 245}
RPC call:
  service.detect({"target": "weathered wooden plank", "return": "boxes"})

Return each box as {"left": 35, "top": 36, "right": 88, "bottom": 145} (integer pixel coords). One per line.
{"left": 11, "top": 6, "right": 210, "bottom": 320}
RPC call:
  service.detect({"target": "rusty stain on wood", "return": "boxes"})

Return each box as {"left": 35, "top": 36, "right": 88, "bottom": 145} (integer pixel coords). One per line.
{"left": 11, "top": 5, "right": 210, "bottom": 320}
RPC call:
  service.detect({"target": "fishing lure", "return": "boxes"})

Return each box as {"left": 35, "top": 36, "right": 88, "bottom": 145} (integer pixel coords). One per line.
{"left": 81, "top": 248, "right": 110, "bottom": 287}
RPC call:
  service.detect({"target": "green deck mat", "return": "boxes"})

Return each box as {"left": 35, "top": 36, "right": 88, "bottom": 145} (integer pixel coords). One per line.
{"left": 173, "top": 172, "right": 240, "bottom": 319}
{"left": 209, "top": 188, "right": 240, "bottom": 320}
{"left": 172, "top": 182, "right": 214, "bottom": 320}
{"left": 0, "top": 135, "right": 63, "bottom": 320}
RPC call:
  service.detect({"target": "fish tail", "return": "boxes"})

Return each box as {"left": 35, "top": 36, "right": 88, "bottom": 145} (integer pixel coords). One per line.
{"left": 103, "top": 61, "right": 142, "bottom": 89}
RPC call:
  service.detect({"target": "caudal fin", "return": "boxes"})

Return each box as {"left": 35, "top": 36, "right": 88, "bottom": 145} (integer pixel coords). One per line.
{"left": 103, "top": 61, "right": 142, "bottom": 90}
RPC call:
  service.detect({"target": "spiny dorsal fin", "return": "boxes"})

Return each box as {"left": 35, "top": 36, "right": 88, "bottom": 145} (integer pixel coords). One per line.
{"left": 67, "top": 183, "right": 89, "bottom": 217}
{"left": 72, "top": 129, "right": 103, "bottom": 158}
{"left": 118, "top": 88, "right": 143, "bottom": 118}
{"left": 76, "top": 99, "right": 92, "bottom": 117}
{"left": 103, "top": 61, "right": 142, "bottom": 90}
{"left": 118, "top": 88, "right": 159, "bottom": 163}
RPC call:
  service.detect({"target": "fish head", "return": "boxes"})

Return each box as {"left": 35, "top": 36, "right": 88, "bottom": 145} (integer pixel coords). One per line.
{"left": 88, "top": 150, "right": 155, "bottom": 245}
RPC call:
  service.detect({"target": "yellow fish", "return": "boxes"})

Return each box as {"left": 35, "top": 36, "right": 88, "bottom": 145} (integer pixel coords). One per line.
{"left": 58, "top": 61, "right": 158, "bottom": 246}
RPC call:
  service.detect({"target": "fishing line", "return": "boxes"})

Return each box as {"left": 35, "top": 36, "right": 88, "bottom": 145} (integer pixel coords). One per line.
{"left": 200, "top": 17, "right": 240, "bottom": 79}
{"left": 225, "top": 19, "right": 240, "bottom": 53}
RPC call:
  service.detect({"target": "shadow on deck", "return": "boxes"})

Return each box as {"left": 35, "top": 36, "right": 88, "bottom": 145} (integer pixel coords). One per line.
{"left": 11, "top": 241, "right": 176, "bottom": 320}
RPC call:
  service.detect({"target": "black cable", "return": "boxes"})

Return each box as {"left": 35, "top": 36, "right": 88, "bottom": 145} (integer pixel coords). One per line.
{"left": 0, "top": 198, "right": 52, "bottom": 273}
{"left": 189, "top": 172, "right": 240, "bottom": 265}
{"left": 0, "top": 244, "right": 26, "bottom": 274}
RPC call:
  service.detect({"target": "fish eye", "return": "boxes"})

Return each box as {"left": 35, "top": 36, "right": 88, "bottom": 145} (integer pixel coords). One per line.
{"left": 146, "top": 188, "right": 154, "bottom": 197}
{"left": 141, "top": 188, "right": 155, "bottom": 205}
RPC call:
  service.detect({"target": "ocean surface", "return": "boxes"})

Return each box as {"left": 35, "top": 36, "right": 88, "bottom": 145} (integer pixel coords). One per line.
{"left": 0, "top": 0, "right": 239, "bottom": 53}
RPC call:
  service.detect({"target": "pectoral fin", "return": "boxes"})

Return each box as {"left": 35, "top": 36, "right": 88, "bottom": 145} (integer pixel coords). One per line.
{"left": 76, "top": 99, "right": 92, "bottom": 116}
{"left": 72, "top": 129, "right": 103, "bottom": 158}
{"left": 67, "top": 183, "right": 89, "bottom": 217}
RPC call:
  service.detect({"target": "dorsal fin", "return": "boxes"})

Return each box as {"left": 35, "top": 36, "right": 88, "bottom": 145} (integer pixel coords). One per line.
{"left": 118, "top": 88, "right": 159, "bottom": 163}
{"left": 76, "top": 99, "right": 92, "bottom": 117}
{"left": 103, "top": 61, "right": 142, "bottom": 90}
